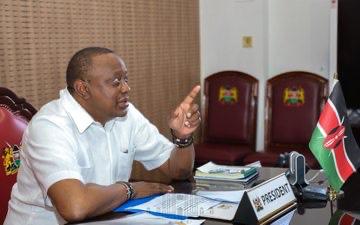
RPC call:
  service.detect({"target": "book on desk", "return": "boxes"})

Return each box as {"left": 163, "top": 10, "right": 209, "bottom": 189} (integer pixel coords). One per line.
{"left": 194, "top": 161, "right": 259, "bottom": 182}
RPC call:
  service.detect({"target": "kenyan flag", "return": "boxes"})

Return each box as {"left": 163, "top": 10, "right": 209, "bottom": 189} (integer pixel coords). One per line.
{"left": 309, "top": 81, "right": 360, "bottom": 191}
{"left": 329, "top": 210, "right": 360, "bottom": 225}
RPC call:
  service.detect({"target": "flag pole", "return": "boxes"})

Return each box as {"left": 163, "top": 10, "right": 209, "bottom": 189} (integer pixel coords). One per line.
{"left": 333, "top": 73, "right": 338, "bottom": 80}
{"left": 330, "top": 73, "right": 338, "bottom": 91}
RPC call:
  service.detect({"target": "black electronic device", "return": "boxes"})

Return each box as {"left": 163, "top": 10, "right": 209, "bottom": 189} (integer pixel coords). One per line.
{"left": 301, "top": 185, "right": 328, "bottom": 202}
{"left": 285, "top": 151, "right": 332, "bottom": 204}
{"left": 286, "top": 151, "right": 309, "bottom": 187}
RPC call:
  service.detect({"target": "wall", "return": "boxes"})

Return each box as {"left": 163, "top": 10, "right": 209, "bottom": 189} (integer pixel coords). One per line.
{"left": 0, "top": 0, "right": 200, "bottom": 137}
{"left": 268, "top": 0, "right": 330, "bottom": 76}
{"left": 200, "top": 0, "right": 332, "bottom": 150}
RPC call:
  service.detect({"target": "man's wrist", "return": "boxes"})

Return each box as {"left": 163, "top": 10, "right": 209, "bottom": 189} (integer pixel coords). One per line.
{"left": 170, "top": 129, "right": 193, "bottom": 148}
{"left": 116, "top": 181, "right": 135, "bottom": 200}
{"left": 170, "top": 129, "right": 191, "bottom": 139}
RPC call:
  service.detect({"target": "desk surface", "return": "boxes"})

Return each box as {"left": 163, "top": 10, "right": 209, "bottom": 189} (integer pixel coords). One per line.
{"left": 78, "top": 167, "right": 360, "bottom": 225}
{"left": 184, "top": 167, "right": 332, "bottom": 225}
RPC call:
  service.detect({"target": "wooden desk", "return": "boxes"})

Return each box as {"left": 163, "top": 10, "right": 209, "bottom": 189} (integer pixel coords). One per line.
{"left": 76, "top": 167, "right": 355, "bottom": 225}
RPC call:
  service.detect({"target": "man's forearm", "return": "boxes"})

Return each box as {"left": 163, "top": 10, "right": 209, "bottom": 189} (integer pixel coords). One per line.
{"left": 82, "top": 183, "right": 129, "bottom": 218}
{"left": 48, "top": 180, "right": 128, "bottom": 222}
{"left": 165, "top": 85, "right": 200, "bottom": 180}
{"left": 167, "top": 144, "right": 195, "bottom": 180}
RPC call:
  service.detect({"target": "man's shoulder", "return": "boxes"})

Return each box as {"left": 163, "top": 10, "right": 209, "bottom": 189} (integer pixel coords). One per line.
{"left": 22, "top": 99, "right": 78, "bottom": 144}
{"left": 30, "top": 99, "right": 73, "bottom": 129}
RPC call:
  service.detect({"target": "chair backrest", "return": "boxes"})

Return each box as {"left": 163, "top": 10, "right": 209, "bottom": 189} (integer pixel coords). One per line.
{"left": 265, "top": 71, "right": 328, "bottom": 152}
{"left": 0, "top": 87, "right": 36, "bottom": 223}
{"left": 203, "top": 71, "right": 258, "bottom": 149}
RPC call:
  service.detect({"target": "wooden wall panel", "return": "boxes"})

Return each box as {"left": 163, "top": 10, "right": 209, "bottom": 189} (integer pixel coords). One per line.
{"left": 0, "top": 0, "right": 200, "bottom": 138}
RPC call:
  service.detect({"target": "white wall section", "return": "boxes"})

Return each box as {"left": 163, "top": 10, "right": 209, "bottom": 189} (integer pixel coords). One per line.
{"left": 200, "top": 0, "right": 333, "bottom": 150}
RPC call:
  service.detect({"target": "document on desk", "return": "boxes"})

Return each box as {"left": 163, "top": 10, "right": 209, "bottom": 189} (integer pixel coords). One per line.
{"left": 126, "top": 193, "right": 221, "bottom": 217}
{"left": 199, "top": 202, "right": 239, "bottom": 221}
{"left": 193, "top": 190, "right": 245, "bottom": 221}
{"left": 74, "top": 212, "right": 205, "bottom": 225}
{"left": 195, "top": 190, "right": 245, "bottom": 203}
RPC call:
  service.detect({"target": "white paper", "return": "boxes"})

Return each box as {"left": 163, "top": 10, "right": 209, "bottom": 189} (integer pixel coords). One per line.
{"left": 74, "top": 212, "right": 205, "bottom": 225}
{"left": 194, "top": 170, "right": 258, "bottom": 182}
{"left": 197, "top": 161, "right": 250, "bottom": 173}
{"left": 197, "top": 162, "right": 243, "bottom": 173}
{"left": 199, "top": 202, "right": 239, "bottom": 221}
{"left": 245, "top": 160, "right": 262, "bottom": 168}
{"left": 197, "top": 161, "right": 223, "bottom": 173}
{"left": 195, "top": 190, "right": 245, "bottom": 203}
{"left": 127, "top": 193, "right": 221, "bottom": 217}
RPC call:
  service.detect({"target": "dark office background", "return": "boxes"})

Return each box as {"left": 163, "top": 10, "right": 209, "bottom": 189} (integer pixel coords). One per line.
{"left": 338, "top": 0, "right": 360, "bottom": 109}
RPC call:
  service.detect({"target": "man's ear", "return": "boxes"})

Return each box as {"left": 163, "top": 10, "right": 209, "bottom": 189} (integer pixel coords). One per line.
{"left": 73, "top": 79, "right": 90, "bottom": 99}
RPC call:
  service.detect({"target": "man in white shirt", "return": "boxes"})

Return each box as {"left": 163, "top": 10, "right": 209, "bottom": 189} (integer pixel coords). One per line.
{"left": 4, "top": 47, "right": 201, "bottom": 225}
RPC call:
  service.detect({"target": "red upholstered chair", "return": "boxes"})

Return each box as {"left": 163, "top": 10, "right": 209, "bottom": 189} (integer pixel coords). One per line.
{"left": 195, "top": 71, "right": 258, "bottom": 166}
{"left": 243, "top": 71, "right": 328, "bottom": 168}
{"left": 0, "top": 87, "right": 36, "bottom": 223}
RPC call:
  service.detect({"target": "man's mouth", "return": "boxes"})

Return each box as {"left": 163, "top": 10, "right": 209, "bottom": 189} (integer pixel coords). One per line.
{"left": 118, "top": 97, "right": 129, "bottom": 109}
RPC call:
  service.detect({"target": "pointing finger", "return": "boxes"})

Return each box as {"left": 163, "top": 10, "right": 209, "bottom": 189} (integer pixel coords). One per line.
{"left": 186, "top": 104, "right": 199, "bottom": 118}
{"left": 182, "top": 85, "right": 201, "bottom": 105}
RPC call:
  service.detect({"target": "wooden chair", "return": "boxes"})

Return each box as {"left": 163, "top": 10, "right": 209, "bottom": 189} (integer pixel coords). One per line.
{"left": 195, "top": 71, "right": 258, "bottom": 166}
{"left": 243, "top": 71, "right": 328, "bottom": 168}
{"left": 0, "top": 87, "right": 36, "bottom": 223}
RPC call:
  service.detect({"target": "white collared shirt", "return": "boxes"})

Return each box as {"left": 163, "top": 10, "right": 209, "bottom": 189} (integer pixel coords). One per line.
{"left": 4, "top": 89, "right": 174, "bottom": 225}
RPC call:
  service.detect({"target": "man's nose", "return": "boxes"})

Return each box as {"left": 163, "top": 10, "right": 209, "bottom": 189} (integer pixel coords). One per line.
{"left": 120, "top": 81, "right": 130, "bottom": 92}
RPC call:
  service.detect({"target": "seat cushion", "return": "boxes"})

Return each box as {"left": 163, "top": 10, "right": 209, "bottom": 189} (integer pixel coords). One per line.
{"left": 195, "top": 143, "right": 252, "bottom": 166}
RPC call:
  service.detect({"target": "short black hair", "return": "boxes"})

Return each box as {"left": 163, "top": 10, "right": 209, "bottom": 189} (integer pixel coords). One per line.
{"left": 66, "top": 47, "right": 114, "bottom": 93}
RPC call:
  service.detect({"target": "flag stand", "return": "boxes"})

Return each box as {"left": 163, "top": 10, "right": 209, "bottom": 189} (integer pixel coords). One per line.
{"left": 328, "top": 185, "right": 345, "bottom": 216}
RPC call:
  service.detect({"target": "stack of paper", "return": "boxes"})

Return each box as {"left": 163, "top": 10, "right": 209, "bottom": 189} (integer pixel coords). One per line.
{"left": 125, "top": 193, "right": 220, "bottom": 218}
{"left": 194, "top": 161, "right": 258, "bottom": 182}
{"left": 115, "top": 193, "right": 221, "bottom": 218}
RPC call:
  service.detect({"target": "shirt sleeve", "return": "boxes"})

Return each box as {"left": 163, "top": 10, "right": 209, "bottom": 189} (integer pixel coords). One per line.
{"left": 130, "top": 106, "right": 175, "bottom": 170}
{"left": 22, "top": 117, "right": 84, "bottom": 196}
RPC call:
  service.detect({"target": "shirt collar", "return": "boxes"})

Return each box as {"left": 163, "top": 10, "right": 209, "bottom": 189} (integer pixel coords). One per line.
{"left": 105, "top": 111, "right": 128, "bottom": 131}
{"left": 60, "top": 88, "right": 95, "bottom": 133}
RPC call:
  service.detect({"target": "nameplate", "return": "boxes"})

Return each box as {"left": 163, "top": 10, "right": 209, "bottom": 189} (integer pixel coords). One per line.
{"left": 233, "top": 173, "right": 296, "bottom": 224}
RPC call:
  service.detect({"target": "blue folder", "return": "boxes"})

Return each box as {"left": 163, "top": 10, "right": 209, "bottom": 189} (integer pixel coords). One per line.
{"left": 113, "top": 194, "right": 188, "bottom": 220}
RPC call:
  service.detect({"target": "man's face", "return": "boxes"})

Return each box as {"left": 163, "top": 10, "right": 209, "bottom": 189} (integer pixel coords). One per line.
{"left": 85, "top": 53, "right": 130, "bottom": 124}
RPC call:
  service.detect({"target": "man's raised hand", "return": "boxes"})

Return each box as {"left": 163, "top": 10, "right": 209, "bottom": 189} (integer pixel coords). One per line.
{"left": 168, "top": 85, "right": 201, "bottom": 138}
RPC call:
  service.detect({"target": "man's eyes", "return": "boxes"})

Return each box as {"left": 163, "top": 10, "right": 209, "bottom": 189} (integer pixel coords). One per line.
{"left": 112, "top": 77, "right": 128, "bottom": 87}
